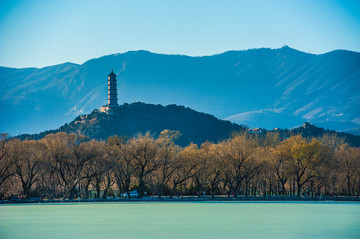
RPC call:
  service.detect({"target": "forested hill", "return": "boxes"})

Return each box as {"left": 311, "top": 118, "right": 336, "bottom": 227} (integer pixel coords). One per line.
{"left": 17, "top": 102, "right": 360, "bottom": 147}
{"left": 255, "top": 122, "right": 360, "bottom": 147}
{"left": 17, "top": 102, "right": 246, "bottom": 146}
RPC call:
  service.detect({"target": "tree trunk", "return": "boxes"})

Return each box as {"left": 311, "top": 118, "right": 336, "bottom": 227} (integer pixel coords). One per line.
{"left": 196, "top": 178, "right": 201, "bottom": 198}
{"left": 23, "top": 184, "right": 30, "bottom": 199}
{"left": 103, "top": 188, "right": 108, "bottom": 199}
{"left": 297, "top": 179, "right": 301, "bottom": 197}
{"left": 84, "top": 183, "right": 89, "bottom": 199}
{"left": 96, "top": 185, "right": 101, "bottom": 199}
{"left": 211, "top": 183, "right": 215, "bottom": 198}
{"left": 281, "top": 181, "right": 287, "bottom": 196}
{"left": 245, "top": 181, "right": 249, "bottom": 197}
{"left": 292, "top": 179, "right": 296, "bottom": 196}
{"left": 158, "top": 188, "right": 162, "bottom": 199}
{"left": 170, "top": 181, "right": 177, "bottom": 199}
{"left": 138, "top": 179, "right": 144, "bottom": 198}
{"left": 234, "top": 186, "right": 238, "bottom": 198}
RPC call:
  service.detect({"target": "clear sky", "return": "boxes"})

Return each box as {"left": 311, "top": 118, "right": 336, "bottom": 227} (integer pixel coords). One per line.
{"left": 0, "top": 0, "right": 359, "bottom": 68}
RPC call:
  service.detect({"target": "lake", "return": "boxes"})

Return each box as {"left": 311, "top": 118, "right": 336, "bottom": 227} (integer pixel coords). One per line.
{"left": 0, "top": 202, "right": 359, "bottom": 239}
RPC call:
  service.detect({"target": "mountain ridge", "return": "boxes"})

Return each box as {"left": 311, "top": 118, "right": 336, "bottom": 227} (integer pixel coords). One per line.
{"left": 5, "top": 46, "right": 357, "bottom": 69}
{"left": 1, "top": 46, "right": 359, "bottom": 136}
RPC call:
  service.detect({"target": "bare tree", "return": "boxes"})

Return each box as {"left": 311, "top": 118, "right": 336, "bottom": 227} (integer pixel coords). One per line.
{"left": 44, "top": 133, "right": 93, "bottom": 199}
{"left": 336, "top": 144, "right": 360, "bottom": 196}
{"left": 0, "top": 134, "right": 14, "bottom": 192}
{"left": 155, "top": 130, "right": 181, "bottom": 198}
{"left": 170, "top": 144, "right": 200, "bottom": 198}
{"left": 203, "top": 142, "right": 225, "bottom": 197}
{"left": 12, "top": 140, "right": 45, "bottom": 199}
{"left": 271, "top": 144, "right": 291, "bottom": 195}
{"left": 192, "top": 143, "right": 209, "bottom": 198}
{"left": 129, "top": 133, "right": 159, "bottom": 197}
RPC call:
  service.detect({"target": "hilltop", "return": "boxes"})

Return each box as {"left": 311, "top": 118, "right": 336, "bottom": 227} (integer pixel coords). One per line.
{"left": 18, "top": 102, "right": 245, "bottom": 146}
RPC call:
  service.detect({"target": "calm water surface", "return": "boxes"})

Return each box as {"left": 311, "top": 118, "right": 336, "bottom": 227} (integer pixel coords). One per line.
{"left": 0, "top": 202, "right": 359, "bottom": 239}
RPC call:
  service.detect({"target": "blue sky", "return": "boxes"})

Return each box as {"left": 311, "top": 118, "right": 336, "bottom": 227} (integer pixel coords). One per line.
{"left": 0, "top": 0, "right": 359, "bottom": 68}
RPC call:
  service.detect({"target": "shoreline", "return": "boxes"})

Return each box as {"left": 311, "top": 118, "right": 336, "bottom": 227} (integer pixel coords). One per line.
{"left": 2, "top": 195, "right": 360, "bottom": 204}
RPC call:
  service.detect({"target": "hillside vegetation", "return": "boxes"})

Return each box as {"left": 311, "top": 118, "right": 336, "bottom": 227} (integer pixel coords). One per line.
{"left": 18, "top": 102, "right": 245, "bottom": 146}
{"left": 17, "top": 103, "right": 360, "bottom": 147}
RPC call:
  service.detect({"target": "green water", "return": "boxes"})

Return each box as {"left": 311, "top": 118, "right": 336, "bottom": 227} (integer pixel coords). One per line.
{"left": 0, "top": 202, "right": 359, "bottom": 239}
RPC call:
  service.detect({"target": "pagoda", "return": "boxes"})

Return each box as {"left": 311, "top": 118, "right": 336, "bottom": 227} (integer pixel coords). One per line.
{"left": 100, "top": 70, "right": 119, "bottom": 112}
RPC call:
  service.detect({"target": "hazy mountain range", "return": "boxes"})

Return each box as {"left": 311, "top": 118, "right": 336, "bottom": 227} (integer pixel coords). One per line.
{"left": 1, "top": 46, "right": 359, "bottom": 136}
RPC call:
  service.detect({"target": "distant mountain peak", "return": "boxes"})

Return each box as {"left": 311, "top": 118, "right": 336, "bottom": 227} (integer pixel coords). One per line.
{"left": 281, "top": 45, "right": 291, "bottom": 49}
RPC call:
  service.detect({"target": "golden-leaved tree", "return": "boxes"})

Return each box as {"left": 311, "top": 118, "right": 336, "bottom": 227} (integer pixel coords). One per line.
{"left": 336, "top": 144, "right": 360, "bottom": 196}
{"left": 222, "top": 133, "right": 257, "bottom": 198}
{"left": 282, "top": 136, "right": 323, "bottom": 196}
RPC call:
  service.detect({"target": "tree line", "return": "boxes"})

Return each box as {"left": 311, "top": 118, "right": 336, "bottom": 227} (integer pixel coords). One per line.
{"left": 0, "top": 130, "right": 359, "bottom": 200}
